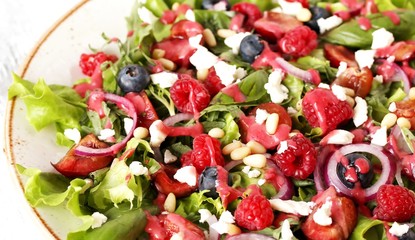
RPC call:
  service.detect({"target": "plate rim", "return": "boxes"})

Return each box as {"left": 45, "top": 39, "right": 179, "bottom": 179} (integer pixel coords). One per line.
{"left": 4, "top": 0, "right": 90, "bottom": 239}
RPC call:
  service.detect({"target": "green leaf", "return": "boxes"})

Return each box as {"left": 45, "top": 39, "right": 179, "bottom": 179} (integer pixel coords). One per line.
{"left": 175, "top": 191, "right": 224, "bottom": 222}
{"left": 350, "top": 215, "right": 387, "bottom": 240}
{"left": 193, "top": 10, "right": 231, "bottom": 33}
{"left": 294, "top": 51, "right": 338, "bottom": 82}
{"left": 144, "top": 0, "right": 169, "bottom": 17}
{"left": 283, "top": 74, "right": 305, "bottom": 108}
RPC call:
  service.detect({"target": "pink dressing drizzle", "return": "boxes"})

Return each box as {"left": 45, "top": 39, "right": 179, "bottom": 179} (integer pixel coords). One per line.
{"left": 357, "top": 17, "right": 372, "bottom": 31}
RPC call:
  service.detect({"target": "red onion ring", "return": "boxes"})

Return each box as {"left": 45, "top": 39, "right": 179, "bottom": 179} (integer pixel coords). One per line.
{"left": 75, "top": 92, "right": 137, "bottom": 156}
{"left": 275, "top": 57, "right": 320, "bottom": 85}
{"left": 389, "top": 62, "right": 411, "bottom": 96}
{"left": 227, "top": 233, "right": 274, "bottom": 240}
{"left": 325, "top": 143, "right": 396, "bottom": 201}
{"left": 314, "top": 145, "right": 337, "bottom": 192}
{"left": 163, "top": 113, "right": 194, "bottom": 126}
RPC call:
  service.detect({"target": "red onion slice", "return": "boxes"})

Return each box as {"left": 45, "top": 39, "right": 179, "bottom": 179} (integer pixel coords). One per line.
{"left": 227, "top": 233, "right": 274, "bottom": 240}
{"left": 314, "top": 145, "right": 337, "bottom": 192}
{"left": 163, "top": 113, "right": 194, "bottom": 126}
{"left": 389, "top": 63, "right": 411, "bottom": 96}
{"left": 325, "top": 143, "right": 396, "bottom": 201}
{"left": 275, "top": 57, "right": 320, "bottom": 85}
{"left": 75, "top": 92, "right": 137, "bottom": 157}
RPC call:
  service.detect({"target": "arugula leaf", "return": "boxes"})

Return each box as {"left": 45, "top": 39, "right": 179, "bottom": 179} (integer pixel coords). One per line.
{"left": 323, "top": 10, "right": 415, "bottom": 48}
{"left": 294, "top": 50, "right": 338, "bottom": 82}
{"left": 175, "top": 191, "right": 224, "bottom": 222}
{"left": 283, "top": 74, "right": 305, "bottom": 108}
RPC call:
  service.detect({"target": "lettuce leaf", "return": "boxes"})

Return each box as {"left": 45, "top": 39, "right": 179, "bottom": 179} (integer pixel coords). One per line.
{"left": 175, "top": 191, "right": 224, "bottom": 222}
{"left": 350, "top": 215, "right": 387, "bottom": 240}
{"left": 8, "top": 74, "right": 86, "bottom": 145}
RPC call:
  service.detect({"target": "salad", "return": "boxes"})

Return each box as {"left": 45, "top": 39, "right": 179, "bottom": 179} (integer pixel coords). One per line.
{"left": 7, "top": 0, "right": 415, "bottom": 239}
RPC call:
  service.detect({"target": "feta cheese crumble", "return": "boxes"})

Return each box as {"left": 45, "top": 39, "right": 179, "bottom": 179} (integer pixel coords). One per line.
{"left": 353, "top": 96, "right": 368, "bottom": 127}
{"left": 317, "top": 15, "right": 343, "bottom": 34}
{"left": 331, "top": 84, "right": 347, "bottom": 101}
{"left": 355, "top": 49, "right": 376, "bottom": 69}
{"left": 224, "top": 32, "right": 251, "bottom": 54}
{"left": 313, "top": 199, "right": 333, "bottom": 226}
{"left": 258, "top": 178, "right": 266, "bottom": 186}
{"left": 274, "top": 0, "right": 304, "bottom": 16}
{"left": 318, "top": 83, "right": 331, "bottom": 89}
{"left": 213, "top": 61, "right": 237, "bottom": 86}
{"left": 255, "top": 108, "right": 270, "bottom": 124}
{"left": 185, "top": 9, "right": 196, "bottom": 22}
{"left": 242, "top": 165, "right": 251, "bottom": 174}
{"left": 389, "top": 102, "right": 397, "bottom": 112}
{"left": 277, "top": 140, "right": 289, "bottom": 154}
{"left": 219, "top": 210, "right": 235, "bottom": 224}
{"left": 137, "top": 7, "right": 158, "bottom": 24}
{"left": 336, "top": 61, "right": 348, "bottom": 77}
{"left": 129, "top": 161, "right": 149, "bottom": 176}
{"left": 123, "top": 118, "right": 134, "bottom": 134}
{"left": 371, "top": 28, "right": 394, "bottom": 49}
{"left": 371, "top": 126, "right": 388, "bottom": 146}
{"left": 211, "top": 211, "right": 235, "bottom": 235}
{"left": 389, "top": 222, "right": 410, "bottom": 237}
{"left": 174, "top": 166, "right": 197, "bottom": 186}
{"left": 164, "top": 149, "right": 178, "bottom": 164}
{"left": 150, "top": 71, "right": 178, "bottom": 88}
{"left": 199, "top": 209, "right": 213, "bottom": 223}
{"left": 189, "top": 34, "right": 203, "bottom": 48}
{"left": 325, "top": 129, "right": 354, "bottom": 145}
{"left": 189, "top": 46, "right": 219, "bottom": 70}
{"left": 64, "top": 128, "right": 81, "bottom": 144}
{"left": 247, "top": 169, "right": 261, "bottom": 178}
{"left": 98, "top": 128, "right": 115, "bottom": 141}
{"left": 149, "top": 120, "right": 168, "bottom": 147}
{"left": 281, "top": 219, "right": 294, "bottom": 240}
{"left": 269, "top": 199, "right": 314, "bottom": 216}
{"left": 91, "top": 212, "right": 108, "bottom": 229}
{"left": 264, "top": 69, "right": 289, "bottom": 104}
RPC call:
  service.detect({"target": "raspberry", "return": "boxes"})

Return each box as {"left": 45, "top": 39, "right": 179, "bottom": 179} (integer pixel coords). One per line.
{"left": 272, "top": 133, "right": 317, "bottom": 180}
{"left": 170, "top": 77, "right": 210, "bottom": 114}
{"left": 373, "top": 184, "right": 415, "bottom": 222}
{"left": 203, "top": 67, "right": 225, "bottom": 96}
{"left": 79, "top": 52, "right": 117, "bottom": 76}
{"left": 278, "top": 26, "right": 317, "bottom": 58}
{"left": 231, "top": 3, "right": 262, "bottom": 31}
{"left": 302, "top": 88, "right": 353, "bottom": 134}
{"left": 234, "top": 185, "right": 274, "bottom": 230}
{"left": 189, "top": 134, "right": 224, "bottom": 173}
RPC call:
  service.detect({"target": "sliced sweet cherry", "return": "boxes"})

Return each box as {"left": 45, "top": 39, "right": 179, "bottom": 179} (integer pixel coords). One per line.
{"left": 171, "top": 20, "right": 204, "bottom": 39}
{"left": 254, "top": 11, "right": 302, "bottom": 43}
{"left": 124, "top": 91, "right": 159, "bottom": 128}
{"left": 375, "top": 41, "right": 415, "bottom": 61}
{"left": 333, "top": 66, "right": 373, "bottom": 98}
{"left": 323, "top": 43, "right": 358, "bottom": 68}
{"left": 52, "top": 134, "right": 113, "bottom": 177}
{"left": 395, "top": 99, "right": 415, "bottom": 130}
{"left": 231, "top": 2, "right": 262, "bottom": 31}
{"left": 153, "top": 165, "right": 197, "bottom": 198}
{"left": 152, "top": 38, "right": 196, "bottom": 68}
{"left": 160, "top": 10, "right": 177, "bottom": 24}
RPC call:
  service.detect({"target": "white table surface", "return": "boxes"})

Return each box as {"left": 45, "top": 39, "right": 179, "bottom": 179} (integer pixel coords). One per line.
{"left": 0, "top": 1, "right": 81, "bottom": 239}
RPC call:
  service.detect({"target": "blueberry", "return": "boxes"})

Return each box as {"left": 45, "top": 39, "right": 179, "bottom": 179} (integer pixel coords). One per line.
{"left": 202, "top": 0, "right": 230, "bottom": 10}
{"left": 304, "top": 6, "right": 332, "bottom": 34}
{"left": 116, "top": 64, "right": 150, "bottom": 93}
{"left": 239, "top": 34, "right": 264, "bottom": 63}
{"left": 336, "top": 153, "right": 374, "bottom": 189}
{"left": 399, "top": 229, "right": 415, "bottom": 240}
{"left": 199, "top": 167, "right": 220, "bottom": 198}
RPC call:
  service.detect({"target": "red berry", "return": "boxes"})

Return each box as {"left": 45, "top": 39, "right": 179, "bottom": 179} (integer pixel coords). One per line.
{"left": 79, "top": 52, "right": 117, "bottom": 76}
{"left": 302, "top": 88, "right": 353, "bottom": 134}
{"left": 272, "top": 133, "right": 317, "bottom": 180}
{"left": 170, "top": 77, "right": 210, "bottom": 114}
{"left": 234, "top": 185, "right": 274, "bottom": 231}
{"left": 373, "top": 184, "right": 415, "bottom": 222}
{"left": 203, "top": 67, "right": 225, "bottom": 96}
{"left": 190, "top": 134, "right": 224, "bottom": 173}
{"left": 278, "top": 26, "right": 317, "bottom": 58}
{"left": 231, "top": 2, "right": 262, "bottom": 31}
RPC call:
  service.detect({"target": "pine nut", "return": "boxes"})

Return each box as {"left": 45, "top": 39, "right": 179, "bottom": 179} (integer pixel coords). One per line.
{"left": 409, "top": 87, "right": 415, "bottom": 100}
{"left": 346, "top": 95, "right": 355, "bottom": 108}
{"left": 158, "top": 58, "right": 176, "bottom": 71}
{"left": 152, "top": 48, "right": 165, "bottom": 59}
{"left": 164, "top": 193, "right": 176, "bottom": 213}
{"left": 222, "top": 141, "right": 243, "bottom": 155}
{"left": 208, "top": 128, "right": 225, "bottom": 139}
{"left": 296, "top": 8, "right": 312, "bottom": 22}
{"left": 381, "top": 113, "right": 397, "bottom": 129}
{"left": 397, "top": 117, "right": 411, "bottom": 129}
{"left": 246, "top": 140, "right": 267, "bottom": 154}
{"left": 203, "top": 29, "right": 217, "bottom": 47}
{"left": 197, "top": 68, "right": 209, "bottom": 81}
{"left": 343, "top": 87, "right": 356, "bottom": 97}
{"left": 217, "top": 29, "right": 236, "bottom": 38}
{"left": 230, "top": 147, "right": 251, "bottom": 161}
{"left": 172, "top": 2, "right": 180, "bottom": 11}
{"left": 243, "top": 154, "right": 267, "bottom": 168}
{"left": 133, "top": 127, "right": 149, "bottom": 139}
{"left": 227, "top": 223, "right": 242, "bottom": 235}
{"left": 266, "top": 113, "right": 279, "bottom": 135}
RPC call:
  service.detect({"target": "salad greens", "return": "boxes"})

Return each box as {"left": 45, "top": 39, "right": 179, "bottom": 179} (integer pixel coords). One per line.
{"left": 8, "top": 0, "right": 415, "bottom": 239}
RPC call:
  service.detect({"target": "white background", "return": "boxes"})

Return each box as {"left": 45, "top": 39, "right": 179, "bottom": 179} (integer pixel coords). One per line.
{"left": 0, "top": 1, "right": 80, "bottom": 239}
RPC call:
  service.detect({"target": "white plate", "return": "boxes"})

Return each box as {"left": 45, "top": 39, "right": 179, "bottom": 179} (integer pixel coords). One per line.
{"left": 4, "top": 0, "right": 133, "bottom": 238}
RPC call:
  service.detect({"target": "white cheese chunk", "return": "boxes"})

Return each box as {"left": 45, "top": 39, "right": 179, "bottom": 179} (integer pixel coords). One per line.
{"left": 371, "top": 28, "right": 394, "bottom": 49}
{"left": 248, "top": 169, "right": 261, "bottom": 178}
{"left": 336, "top": 61, "right": 348, "bottom": 77}
{"left": 313, "top": 199, "right": 333, "bottom": 226}
{"left": 355, "top": 49, "right": 376, "bottom": 69}
{"left": 389, "top": 222, "right": 410, "bottom": 237}
{"left": 318, "top": 83, "right": 331, "bottom": 89}
{"left": 325, "top": 129, "right": 354, "bottom": 145}
{"left": 149, "top": 120, "right": 168, "bottom": 147}
{"left": 213, "top": 1, "right": 228, "bottom": 11}
{"left": 276, "top": 0, "right": 304, "bottom": 16}
{"left": 269, "top": 199, "right": 314, "bottom": 216}
{"left": 189, "top": 46, "right": 219, "bottom": 70}
{"left": 389, "top": 102, "right": 397, "bottom": 112}
{"left": 277, "top": 140, "right": 289, "bottom": 154}
{"left": 185, "top": 9, "right": 196, "bottom": 22}
{"left": 214, "top": 61, "right": 237, "bottom": 86}
{"left": 123, "top": 118, "right": 134, "bottom": 134}
{"left": 371, "top": 126, "right": 388, "bottom": 146}
{"left": 219, "top": 210, "right": 235, "bottom": 224}
{"left": 171, "top": 232, "right": 184, "bottom": 240}
{"left": 150, "top": 71, "right": 178, "bottom": 88}
{"left": 264, "top": 69, "right": 289, "bottom": 104}
{"left": 91, "top": 212, "right": 108, "bottom": 229}
{"left": 199, "top": 209, "right": 213, "bottom": 223}
{"left": 242, "top": 165, "right": 251, "bottom": 174}
{"left": 164, "top": 149, "right": 178, "bottom": 164}
{"left": 129, "top": 161, "right": 149, "bottom": 176}
{"left": 374, "top": 74, "right": 384, "bottom": 83}
{"left": 317, "top": 16, "right": 343, "bottom": 34}
{"left": 255, "top": 108, "right": 270, "bottom": 124}
{"left": 137, "top": 7, "right": 158, "bottom": 24}
{"left": 174, "top": 166, "right": 197, "bottom": 186}
{"left": 64, "top": 128, "right": 81, "bottom": 144}
{"left": 353, "top": 96, "right": 368, "bottom": 127}
{"left": 210, "top": 221, "right": 229, "bottom": 235}
{"left": 281, "top": 219, "right": 294, "bottom": 240}
{"left": 189, "top": 34, "right": 203, "bottom": 48}
{"left": 224, "top": 32, "right": 251, "bottom": 54}
{"left": 258, "top": 178, "right": 266, "bottom": 186}
{"left": 98, "top": 128, "right": 115, "bottom": 141}
{"left": 331, "top": 84, "right": 347, "bottom": 101}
